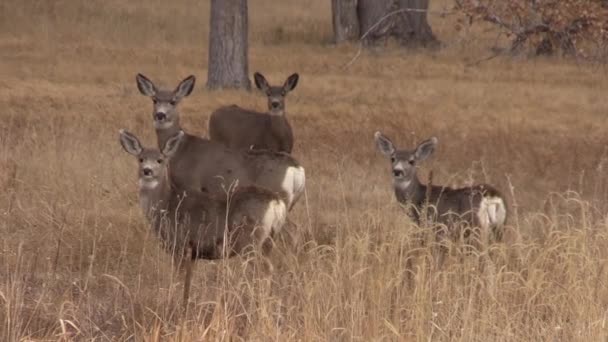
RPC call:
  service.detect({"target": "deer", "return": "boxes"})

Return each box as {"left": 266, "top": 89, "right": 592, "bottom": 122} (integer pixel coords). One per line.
{"left": 119, "top": 129, "right": 287, "bottom": 306}
{"left": 135, "top": 73, "right": 305, "bottom": 211}
{"left": 208, "top": 72, "right": 299, "bottom": 153}
{"left": 374, "top": 131, "right": 507, "bottom": 248}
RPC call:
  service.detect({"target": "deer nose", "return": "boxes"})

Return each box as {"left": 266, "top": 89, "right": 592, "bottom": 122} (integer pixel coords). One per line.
{"left": 155, "top": 112, "right": 166, "bottom": 121}
{"left": 393, "top": 170, "right": 404, "bottom": 177}
{"left": 271, "top": 101, "right": 280, "bottom": 109}
{"left": 143, "top": 168, "right": 153, "bottom": 176}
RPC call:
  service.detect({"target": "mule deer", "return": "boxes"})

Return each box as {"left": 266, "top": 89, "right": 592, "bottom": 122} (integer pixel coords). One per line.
{"left": 119, "top": 129, "right": 287, "bottom": 304}
{"left": 208, "top": 72, "right": 299, "bottom": 153}
{"left": 374, "top": 132, "right": 507, "bottom": 245}
{"left": 135, "top": 73, "right": 305, "bottom": 210}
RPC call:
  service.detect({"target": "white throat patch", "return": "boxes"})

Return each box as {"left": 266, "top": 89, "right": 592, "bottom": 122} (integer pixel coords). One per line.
{"left": 154, "top": 120, "right": 174, "bottom": 130}
{"left": 139, "top": 179, "right": 159, "bottom": 190}
{"left": 394, "top": 179, "right": 412, "bottom": 190}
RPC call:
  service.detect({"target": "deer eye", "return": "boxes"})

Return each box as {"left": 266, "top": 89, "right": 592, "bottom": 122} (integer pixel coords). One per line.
{"left": 281, "top": 91, "right": 286, "bottom": 96}
{"left": 139, "top": 158, "right": 144, "bottom": 163}
{"left": 390, "top": 156, "right": 396, "bottom": 163}
{"left": 157, "top": 159, "right": 163, "bottom": 164}
{"left": 169, "top": 100, "right": 177, "bottom": 106}
{"left": 152, "top": 98, "right": 158, "bottom": 104}
{"left": 408, "top": 159, "right": 415, "bottom": 165}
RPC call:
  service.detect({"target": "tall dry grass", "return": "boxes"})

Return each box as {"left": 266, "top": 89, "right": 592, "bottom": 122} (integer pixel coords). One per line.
{"left": 1, "top": 0, "right": 608, "bottom": 340}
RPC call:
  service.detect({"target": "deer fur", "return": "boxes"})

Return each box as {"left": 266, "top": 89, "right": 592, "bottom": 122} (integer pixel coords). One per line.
{"left": 208, "top": 72, "right": 298, "bottom": 153}
{"left": 119, "top": 129, "right": 287, "bottom": 304}
{"left": 135, "top": 73, "right": 305, "bottom": 210}
{"left": 374, "top": 131, "right": 507, "bottom": 243}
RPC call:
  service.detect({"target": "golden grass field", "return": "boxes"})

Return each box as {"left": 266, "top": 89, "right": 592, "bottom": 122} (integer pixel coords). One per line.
{"left": 2, "top": 0, "right": 608, "bottom": 340}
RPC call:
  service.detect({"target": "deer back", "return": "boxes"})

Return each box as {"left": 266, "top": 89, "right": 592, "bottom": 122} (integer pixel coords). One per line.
{"left": 209, "top": 105, "right": 293, "bottom": 153}
{"left": 167, "top": 133, "right": 254, "bottom": 195}
{"left": 169, "top": 132, "right": 304, "bottom": 210}
{"left": 416, "top": 183, "right": 506, "bottom": 239}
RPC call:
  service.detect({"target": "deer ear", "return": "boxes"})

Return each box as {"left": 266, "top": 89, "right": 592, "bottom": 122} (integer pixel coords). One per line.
{"left": 174, "top": 75, "right": 195, "bottom": 100}
{"left": 414, "top": 137, "right": 438, "bottom": 161}
{"left": 283, "top": 73, "right": 299, "bottom": 92}
{"left": 254, "top": 72, "right": 270, "bottom": 92}
{"left": 119, "top": 129, "right": 143, "bottom": 156}
{"left": 162, "top": 131, "right": 185, "bottom": 157}
{"left": 136, "top": 73, "right": 156, "bottom": 97}
{"left": 374, "top": 131, "right": 395, "bottom": 157}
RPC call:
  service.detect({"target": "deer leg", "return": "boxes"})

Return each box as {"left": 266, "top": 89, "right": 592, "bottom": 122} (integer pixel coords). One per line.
{"left": 477, "top": 223, "right": 498, "bottom": 298}
{"left": 182, "top": 246, "right": 194, "bottom": 309}
{"left": 262, "top": 237, "right": 274, "bottom": 256}
{"left": 281, "top": 218, "right": 299, "bottom": 250}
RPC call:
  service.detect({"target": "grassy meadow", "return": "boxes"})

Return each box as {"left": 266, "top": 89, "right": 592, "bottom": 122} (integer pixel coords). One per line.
{"left": 1, "top": 0, "right": 608, "bottom": 340}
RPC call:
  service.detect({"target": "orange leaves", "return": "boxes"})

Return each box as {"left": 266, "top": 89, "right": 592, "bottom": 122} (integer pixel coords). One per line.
{"left": 455, "top": 0, "right": 608, "bottom": 56}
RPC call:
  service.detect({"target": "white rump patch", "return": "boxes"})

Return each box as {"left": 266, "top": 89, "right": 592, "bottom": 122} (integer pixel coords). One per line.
{"left": 477, "top": 196, "right": 507, "bottom": 229}
{"left": 282, "top": 166, "right": 306, "bottom": 210}
{"left": 262, "top": 199, "right": 288, "bottom": 237}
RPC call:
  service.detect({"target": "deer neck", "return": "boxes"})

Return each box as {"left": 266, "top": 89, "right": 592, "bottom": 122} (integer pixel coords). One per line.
{"left": 138, "top": 173, "right": 172, "bottom": 222}
{"left": 270, "top": 112, "right": 289, "bottom": 129}
{"left": 395, "top": 175, "right": 428, "bottom": 208}
{"left": 269, "top": 107, "right": 285, "bottom": 117}
{"left": 155, "top": 118, "right": 182, "bottom": 150}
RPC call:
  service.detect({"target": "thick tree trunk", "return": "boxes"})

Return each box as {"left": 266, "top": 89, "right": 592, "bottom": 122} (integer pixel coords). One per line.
{"left": 331, "top": 0, "right": 360, "bottom": 43}
{"left": 207, "top": 0, "right": 251, "bottom": 90}
{"left": 357, "top": 0, "right": 437, "bottom": 47}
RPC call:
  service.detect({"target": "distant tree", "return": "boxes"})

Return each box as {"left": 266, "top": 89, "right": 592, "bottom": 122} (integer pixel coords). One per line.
{"left": 331, "top": 0, "right": 438, "bottom": 47}
{"left": 207, "top": 0, "right": 251, "bottom": 90}
{"left": 331, "top": 0, "right": 359, "bottom": 43}
{"left": 455, "top": 0, "right": 608, "bottom": 57}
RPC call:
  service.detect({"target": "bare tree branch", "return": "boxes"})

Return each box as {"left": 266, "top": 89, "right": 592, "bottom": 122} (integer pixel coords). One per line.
{"left": 341, "top": 7, "right": 453, "bottom": 70}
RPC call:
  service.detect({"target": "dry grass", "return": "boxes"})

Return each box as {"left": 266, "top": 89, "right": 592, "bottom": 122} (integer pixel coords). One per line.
{"left": 1, "top": 0, "right": 608, "bottom": 340}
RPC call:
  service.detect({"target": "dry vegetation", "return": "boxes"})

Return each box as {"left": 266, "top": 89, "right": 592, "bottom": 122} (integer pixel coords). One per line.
{"left": 1, "top": 0, "right": 608, "bottom": 340}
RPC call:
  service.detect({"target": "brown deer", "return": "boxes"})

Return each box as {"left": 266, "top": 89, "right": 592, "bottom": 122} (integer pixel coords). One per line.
{"left": 119, "top": 129, "right": 287, "bottom": 305}
{"left": 208, "top": 72, "right": 299, "bottom": 153}
{"left": 374, "top": 131, "right": 507, "bottom": 245}
{"left": 135, "top": 73, "right": 305, "bottom": 210}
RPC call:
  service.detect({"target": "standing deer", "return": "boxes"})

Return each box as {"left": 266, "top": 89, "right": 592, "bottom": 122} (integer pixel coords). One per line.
{"left": 135, "top": 73, "right": 305, "bottom": 210}
{"left": 208, "top": 72, "right": 299, "bottom": 153}
{"left": 119, "top": 129, "right": 287, "bottom": 305}
{"left": 374, "top": 131, "right": 507, "bottom": 245}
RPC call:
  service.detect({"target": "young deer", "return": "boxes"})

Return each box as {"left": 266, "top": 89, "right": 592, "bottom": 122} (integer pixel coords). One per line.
{"left": 119, "top": 129, "right": 287, "bottom": 304}
{"left": 208, "top": 72, "right": 299, "bottom": 153}
{"left": 135, "top": 73, "right": 305, "bottom": 210}
{"left": 374, "top": 132, "right": 507, "bottom": 244}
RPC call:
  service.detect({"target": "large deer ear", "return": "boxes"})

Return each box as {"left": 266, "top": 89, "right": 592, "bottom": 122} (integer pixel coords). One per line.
{"left": 254, "top": 72, "right": 270, "bottom": 93}
{"left": 414, "top": 137, "right": 438, "bottom": 162}
{"left": 174, "top": 75, "right": 195, "bottom": 100}
{"left": 283, "top": 73, "right": 299, "bottom": 92}
{"left": 119, "top": 129, "right": 143, "bottom": 156}
{"left": 136, "top": 73, "right": 157, "bottom": 97}
{"left": 374, "top": 131, "right": 395, "bottom": 157}
{"left": 162, "top": 131, "right": 185, "bottom": 158}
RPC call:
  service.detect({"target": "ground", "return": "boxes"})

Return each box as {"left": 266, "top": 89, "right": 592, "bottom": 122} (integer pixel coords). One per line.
{"left": 1, "top": 0, "right": 608, "bottom": 340}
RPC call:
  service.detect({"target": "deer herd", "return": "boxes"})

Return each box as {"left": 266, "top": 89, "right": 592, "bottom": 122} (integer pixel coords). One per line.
{"left": 120, "top": 72, "right": 508, "bottom": 303}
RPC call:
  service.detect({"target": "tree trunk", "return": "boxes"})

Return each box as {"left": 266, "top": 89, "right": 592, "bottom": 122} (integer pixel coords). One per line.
{"left": 207, "top": 0, "right": 251, "bottom": 90}
{"left": 357, "top": 0, "right": 437, "bottom": 47}
{"left": 331, "top": 0, "right": 360, "bottom": 43}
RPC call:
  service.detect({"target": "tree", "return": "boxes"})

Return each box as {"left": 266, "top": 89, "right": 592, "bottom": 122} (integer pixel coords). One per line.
{"left": 207, "top": 0, "right": 251, "bottom": 90}
{"left": 455, "top": 0, "right": 608, "bottom": 57}
{"left": 331, "top": 0, "right": 438, "bottom": 47}
{"left": 331, "top": 0, "right": 359, "bottom": 43}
